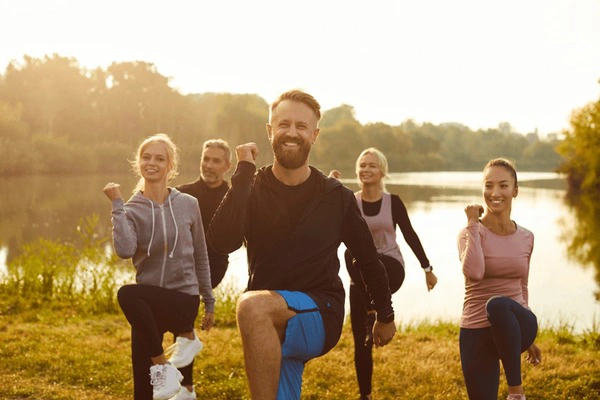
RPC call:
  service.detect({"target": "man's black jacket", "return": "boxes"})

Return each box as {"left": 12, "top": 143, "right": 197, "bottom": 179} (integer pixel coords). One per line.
{"left": 207, "top": 162, "right": 394, "bottom": 355}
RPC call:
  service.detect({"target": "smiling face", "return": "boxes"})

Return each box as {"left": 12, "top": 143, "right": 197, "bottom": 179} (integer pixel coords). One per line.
{"left": 267, "top": 99, "right": 320, "bottom": 170}
{"left": 482, "top": 165, "right": 518, "bottom": 215}
{"left": 357, "top": 152, "right": 384, "bottom": 188}
{"left": 139, "top": 141, "right": 171, "bottom": 186}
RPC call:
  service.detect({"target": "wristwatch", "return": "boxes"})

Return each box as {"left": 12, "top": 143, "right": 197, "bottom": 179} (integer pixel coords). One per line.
{"left": 423, "top": 265, "right": 433, "bottom": 273}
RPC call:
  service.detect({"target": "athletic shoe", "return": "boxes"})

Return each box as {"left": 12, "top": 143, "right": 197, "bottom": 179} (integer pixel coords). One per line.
{"left": 168, "top": 333, "right": 203, "bottom": 368}
{"left": 364, "top": 313, "right": 376, "bottom": 347}
{"left": 170, "top": 385, "right": 197, "bottom": 400}
{"left": 507, "top": 394, "right": 526, "bottom": 400}
{"left": 150, "top": 363, "right": 183, "bottom": 400}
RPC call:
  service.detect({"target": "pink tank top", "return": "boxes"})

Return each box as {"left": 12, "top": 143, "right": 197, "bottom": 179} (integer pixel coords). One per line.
{"left": 356, "top": 192, "right": 404, "bottom": 267}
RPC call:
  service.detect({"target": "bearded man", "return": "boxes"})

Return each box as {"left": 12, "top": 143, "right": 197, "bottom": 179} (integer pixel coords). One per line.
{"left": 207, "top": 89, "right": 396, "bottom": 400}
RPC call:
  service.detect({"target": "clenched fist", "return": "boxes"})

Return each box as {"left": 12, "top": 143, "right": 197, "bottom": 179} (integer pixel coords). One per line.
{"left": 236, "top": 143, "right": 259, "bottom": 164}
{"left": 103, "top": 182, "right": 123, "bottom": 201}
{"left": 464, "top": 204, "right": 484, "bottom": 223}
{"left": 328, "top": 170, "right": 342, "bottom": 179}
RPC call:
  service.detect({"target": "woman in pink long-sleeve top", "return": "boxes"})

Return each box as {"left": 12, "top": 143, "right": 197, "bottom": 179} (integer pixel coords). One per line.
{"left": 458, "top": 158, "right": 542, "bottom": 400}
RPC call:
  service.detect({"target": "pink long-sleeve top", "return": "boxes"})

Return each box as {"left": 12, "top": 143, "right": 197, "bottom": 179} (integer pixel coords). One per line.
{"left": 457, "top": 221, "right": 534, "bottom": 329}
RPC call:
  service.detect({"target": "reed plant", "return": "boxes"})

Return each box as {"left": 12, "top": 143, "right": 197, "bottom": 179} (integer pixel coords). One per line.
{"left": 0, "top": 215, "right": 124, "bottom": 315}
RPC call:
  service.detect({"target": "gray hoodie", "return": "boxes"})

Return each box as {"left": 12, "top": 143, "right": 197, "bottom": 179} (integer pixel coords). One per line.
{"left": 110, "top": 188, "right": 214, "bottom": 313}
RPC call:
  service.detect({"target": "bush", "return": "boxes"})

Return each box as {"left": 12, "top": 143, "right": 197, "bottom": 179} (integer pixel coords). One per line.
{"left": 0, "top": 215, "right": 124, "bottom": 314}
{"left": 0, "top": 215, "right": 242, "bottom": 323}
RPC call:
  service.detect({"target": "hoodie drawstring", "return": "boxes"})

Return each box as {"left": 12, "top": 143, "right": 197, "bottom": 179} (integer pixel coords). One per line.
{"left": 145, "top": 194, "right": 178, "bottom": 258}
{"left": 168, "top": 195, "right": 178, "bottom": 258}
{"left": 147, "top": 200, "right": 155, "bottom": 257}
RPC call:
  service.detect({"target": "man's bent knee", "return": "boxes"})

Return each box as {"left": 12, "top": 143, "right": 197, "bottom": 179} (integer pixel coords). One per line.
{"left": 237, "top": 291, "right": 282, "bottom": 317}
{"left": 236, "top": 291, "right": 293, "bottom": 333}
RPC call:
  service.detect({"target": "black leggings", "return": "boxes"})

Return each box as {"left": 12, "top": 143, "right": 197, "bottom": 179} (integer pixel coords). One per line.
{"left": 459, "top": 296, "right": 538, "bottom": 400}
{"left": 170, "top": 260, "right": 226, "bottom": 390}
{"left": 345, "top": 250, "right": 405, "bottom": 397}
{"left": 117, "top": 284, "right": 200, "bottom": 400}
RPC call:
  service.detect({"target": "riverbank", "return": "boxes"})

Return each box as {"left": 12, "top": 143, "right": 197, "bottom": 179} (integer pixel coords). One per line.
{"left": 1, "top": 310, "right": 598, "bottom": 399}
{"left": 4, "top": 171, "right": 599, "bottom": 335}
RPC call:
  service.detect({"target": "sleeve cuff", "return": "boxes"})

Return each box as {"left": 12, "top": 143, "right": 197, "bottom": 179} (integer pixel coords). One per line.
{"left": 376, "top": 311, "right": 395, "bottom": 324}
{"left": 111, "top": 198, "right": 125, "bottom": 210}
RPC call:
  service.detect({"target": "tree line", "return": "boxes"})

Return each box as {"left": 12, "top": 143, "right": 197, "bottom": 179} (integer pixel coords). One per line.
{"left": 556, "top": 94, "right": 600, "bottom": 195}
{"left": 0, "top": 54, "right": 564, "bottom": 177}
{"left": 555, "top": 80, "right": 600, "bottom": 286}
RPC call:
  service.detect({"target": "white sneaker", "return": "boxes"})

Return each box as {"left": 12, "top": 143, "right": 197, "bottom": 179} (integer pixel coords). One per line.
{"left": 168, "top": 333, "right": 203, "bottom": 368}
{"left": 170, "top": 385, "right": 197, "bottom": 400}
{"left": 150, "top": 363, "right": 183, "bottom": 400}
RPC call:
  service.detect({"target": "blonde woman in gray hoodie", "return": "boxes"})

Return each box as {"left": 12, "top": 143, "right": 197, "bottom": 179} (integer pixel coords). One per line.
{"left": 103, "top": 133, "right": 215, "bottom": 400}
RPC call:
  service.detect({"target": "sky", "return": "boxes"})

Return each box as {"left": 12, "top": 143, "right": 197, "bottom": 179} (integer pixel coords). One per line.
{"left": 1, "top": 0, "right": 600, "bottom": 136}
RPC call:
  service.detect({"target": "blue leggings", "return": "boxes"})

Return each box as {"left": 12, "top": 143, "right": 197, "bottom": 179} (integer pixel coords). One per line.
{"left": 460, "top": 296, "right": 538, "bottom": 400}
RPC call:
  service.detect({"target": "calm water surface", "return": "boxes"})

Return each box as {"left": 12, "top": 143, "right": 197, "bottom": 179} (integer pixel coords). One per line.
{"left": 1, "top": 172, "right": 598, "bottom": 333}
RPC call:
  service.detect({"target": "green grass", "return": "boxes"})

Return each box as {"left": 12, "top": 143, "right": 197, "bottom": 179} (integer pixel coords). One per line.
{"left": 1, "top": 222, "right": 599, "bottom": 399}
{"left": 0, "top": 311, "right": 599, "bottom": 400}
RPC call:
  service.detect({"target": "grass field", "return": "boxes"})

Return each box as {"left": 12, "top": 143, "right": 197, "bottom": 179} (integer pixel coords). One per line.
{"left": 0, "top": 309, "right": 599, "bottom": 400}
{"left": 1, "top": 232, "right": 599, "bottom": 399}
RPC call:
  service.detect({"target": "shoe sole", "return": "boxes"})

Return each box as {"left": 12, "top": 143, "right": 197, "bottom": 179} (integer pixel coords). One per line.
{"left": 169, "top": 342, "right": 203, "bottom": 368}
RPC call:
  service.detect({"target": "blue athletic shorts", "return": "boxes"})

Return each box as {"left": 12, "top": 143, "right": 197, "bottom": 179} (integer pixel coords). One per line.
{"left": 275, "top": 290, "right": 325, "bottom": 400}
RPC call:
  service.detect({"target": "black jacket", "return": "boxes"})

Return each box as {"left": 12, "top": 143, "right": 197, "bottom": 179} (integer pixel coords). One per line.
{"left": 177, "top": 178, "right": 229, "bottom": 288}
{"left": 207, "top": 162, "right": 393, "bottom": 355}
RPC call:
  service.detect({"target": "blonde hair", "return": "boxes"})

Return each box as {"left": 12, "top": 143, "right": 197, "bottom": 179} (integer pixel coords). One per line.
{"left": 131, "top": 133, "right": 180, "bottom": 193}
{"left": 355, "top": 147, "right": 388, "bottom": 191}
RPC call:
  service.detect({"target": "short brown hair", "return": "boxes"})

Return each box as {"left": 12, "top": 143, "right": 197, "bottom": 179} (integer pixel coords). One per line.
{"left": 270, "top": 89, "right": 321, "bottom": 121}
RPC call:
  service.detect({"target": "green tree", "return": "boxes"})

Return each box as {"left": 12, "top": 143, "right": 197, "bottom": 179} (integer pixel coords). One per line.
{"left": 0, "top": 54, "right": 95, "bottom": 139}
{"left": 475, "top": 128, "right": 528, "bottom": 167}
{"left": 0, "top": 101, "right": 31, "bottom": 175}
{"left": 313, "top": 121, "right": 364, "bottom": 174}
{"left": 213, "top": 94, "right": 269, "bottom": 157}
{"left": 0, "top": 53, "right": 567, "bottom": 177}
{"left": 314, "top": 105, "right": 364, "bottom": 174}
{"left": 361, "top": 123, "right": 415, "bottom": 172}
{"left": 409, "top": 124, "right": 444, "bottom": 171}
{"left": 561, "top": 192, "right": 600, "bottom": 300}
{"left": 557, "top": 97, "right": 600, "bottom": 193}
{"left": 101, "top": 61, "right": 179, "bottom": 145}
{"left": 320, "top": 104, "right": 359, "bottom": 129}
{"left": 437, "top": 123, "right": 476, "bottom": 170}
{"left": 520, "top": 140, "right": 563, "bottom": 171}
{"left": 179, "top": 93, "right": 270, "bottom": 172}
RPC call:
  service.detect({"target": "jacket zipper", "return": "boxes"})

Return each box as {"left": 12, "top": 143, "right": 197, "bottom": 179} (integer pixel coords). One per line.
{"left": 159, "top": 204, "right": 168, "bottom": 287}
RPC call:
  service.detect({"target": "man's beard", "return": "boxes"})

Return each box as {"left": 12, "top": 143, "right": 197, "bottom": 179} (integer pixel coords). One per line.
{"left": 272, "top": 137, "right": 311, "bottom": 169}
{"left": 201, "top": 170, "right": 217, "bottom": 182}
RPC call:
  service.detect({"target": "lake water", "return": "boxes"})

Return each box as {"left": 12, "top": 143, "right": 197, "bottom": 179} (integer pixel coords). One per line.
{"left": 1, "top": 172, "right": 598, "bottom": 333}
